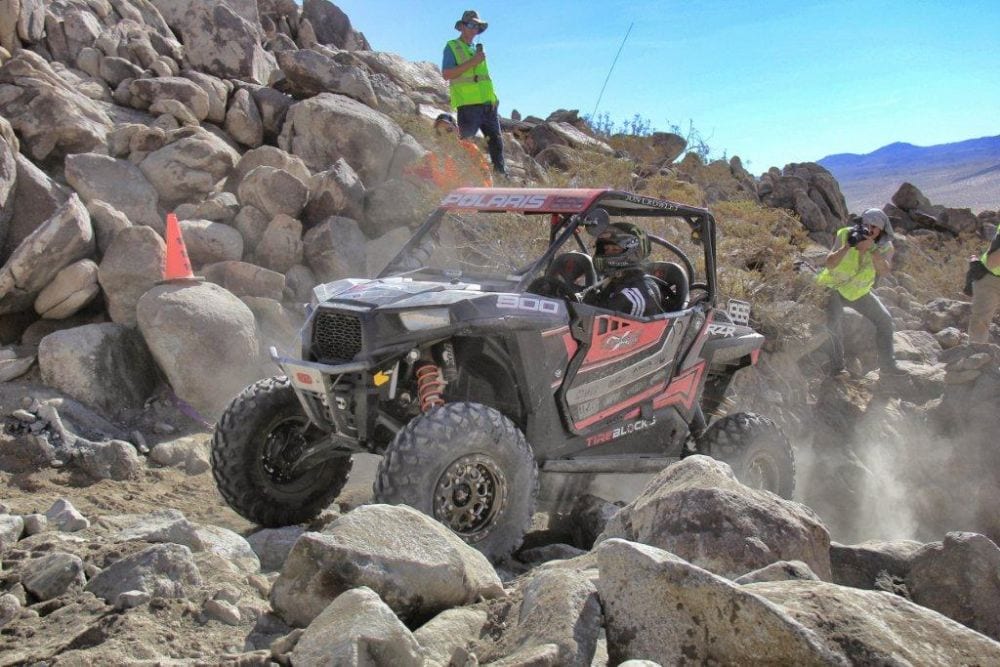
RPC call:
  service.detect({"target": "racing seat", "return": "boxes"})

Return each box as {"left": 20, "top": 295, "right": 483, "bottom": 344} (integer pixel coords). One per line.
{"left": 528, "top": 251, "right": 597, "bottom": 299}
{"left": 648, "top": 261, "right": 689, "bottom": 312}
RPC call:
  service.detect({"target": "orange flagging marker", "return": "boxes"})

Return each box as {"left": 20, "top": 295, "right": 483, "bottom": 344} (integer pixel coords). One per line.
{"left": 164, "top": 213, "right": 194, "bottom": 280}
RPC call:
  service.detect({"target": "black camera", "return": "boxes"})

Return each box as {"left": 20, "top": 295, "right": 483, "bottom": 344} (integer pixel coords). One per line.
{"left": 847, "top": 221, "right": 870, "bottom": 247}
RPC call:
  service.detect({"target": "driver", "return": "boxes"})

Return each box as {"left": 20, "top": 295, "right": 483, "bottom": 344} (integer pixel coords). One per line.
{"left": 585, "top": 222, "right": 662, "bottom": 317}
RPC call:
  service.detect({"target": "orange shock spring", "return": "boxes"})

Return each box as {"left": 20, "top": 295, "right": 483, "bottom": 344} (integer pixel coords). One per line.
{"left": 415, "top": 362, "right": 446, "bottom": 412}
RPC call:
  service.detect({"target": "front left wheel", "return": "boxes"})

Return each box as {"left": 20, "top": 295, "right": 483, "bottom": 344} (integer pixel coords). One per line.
{"left": 211, "top": 376, "right": 353, "bottom": 527}
{"left": 374, "top": 402, "right": 538, "bottom": 562}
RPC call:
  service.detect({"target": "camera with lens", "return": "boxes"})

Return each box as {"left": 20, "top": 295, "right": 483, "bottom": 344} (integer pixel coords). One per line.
{"left": 847, "top": 220, "right": 870, "bottom": 247}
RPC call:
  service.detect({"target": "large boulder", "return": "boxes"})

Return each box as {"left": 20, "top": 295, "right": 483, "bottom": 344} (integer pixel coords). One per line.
{"left": 136, "top": 281, "right": 261, "bottom": 418}
{"left": 180, "top": 4, "right": 276, "bottom": 84}
{"left": 906, "top": 532, "right": 1000, "bottom": 641}
{"left": 290, "top": 587, "right": 422, "bottom": 667}
{"left": 252, "top": 85, "right": 294, "bottom": 141}
{"left": 275, "top": 49, "right": 376, "bottom": 106}
{"left": 85, "top": 543, "right": 202, "bottom": 602}
{"left": 414, "top": 608, "right": 490, "bottom": 667}
{"left": 139, "top": 129, "right": 239, "bottom": 206}
{"left": 351, "top": 51, "right": 447, "bottom": 103}
{"left": 64, "top": 153, "right": 163, "bottom": 231}
{"left": 472, "top": 568, "right": 602, "bottom": 666}
{"left": 302, "top": 216, "right": 367, "bottom": 281}
{"left": 2, "top": 154, "right": 71, "bottom": 264}
{"left": 303, "top": 158, "right": 365, "bottom": 226}
{"left": 278, "top": 93, "right": 405, "bottom": 184}
{"left": 201, "top": 261, "right": 285, "bottom": 300}
{"left": 181, "top": 70, "right": 231, "bottom": 125}
{"left": 363, "top": 178, "right": 426, "bottom": 237}
{"left": 148, "top": 0, "right": 260, "bottom": 36}
{"left": 527, "top": 122, "right": 614, "bottom": 157}
{"left": 177, "top": 219, "right": 244, "bottom": 267}
{"left": 0, "top": 194, "right": 94, "bottom": 315}
{"left": 751, "top": 579, "right": 1000, "bottom": 664}
{"left": 98, "top": 226, "right": 167, "bottom": 326}
{"left": 225, "top": 87, "right": 264, "bottom": 148}
{"left": 0, "top": 119, "right": 14, "bottom": 251}
{"left": 22, "top": 552, "right": 86, "bottom": 601}
{"left": 598, "top": 455, "right": 832, "bottom": 580}
{"left": 300, "top": 0, "right": 369, "bottom": 50}
{"left": 33, "top": 258, "right": 100, "bottom": 319}
{"left": 225, "top": 145, "right": 311, "bottom": 195}
{"left": 829, "top": 539, "right": 924, "bottom": 590}
{"left": 596, "top": 539, "right": 842, "bottom": 665}
{"left": 759, "top": 163, "right": 848, "bottom": 244}
{"left": 0, "top": 50, "right": 112, "bottom": 160}
{"left": 253, "top": 214, "right": 302, "bottom": 273}
{"left": 237, "top": 166, "right": 308, "bottom": 220}
{"left": 38, "top": 323, "right": 158, "bottom": 414}
{"left": 128, "top": 77, "right": 210, "bottom": 122}
{"left": 270, "top": 504, "right": 504, "bottom": 627}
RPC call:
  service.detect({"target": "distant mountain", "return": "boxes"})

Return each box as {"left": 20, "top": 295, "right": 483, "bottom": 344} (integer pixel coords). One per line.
{"left": 817, "top": 135, "right": 1000, "bottom": 214}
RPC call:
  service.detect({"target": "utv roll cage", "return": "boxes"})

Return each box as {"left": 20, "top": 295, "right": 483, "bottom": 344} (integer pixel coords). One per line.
{"left": 379, "top": 187, "right": 719, "bottom": 306}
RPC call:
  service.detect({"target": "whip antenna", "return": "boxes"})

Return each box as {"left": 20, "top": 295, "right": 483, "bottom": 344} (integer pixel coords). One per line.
{"left": 591, "top": 22, "right": 634, "bottom": 121}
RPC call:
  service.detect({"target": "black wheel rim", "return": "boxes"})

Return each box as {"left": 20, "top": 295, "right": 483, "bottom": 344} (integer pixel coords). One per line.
{"left": 433, "top": 454, "right": 508, "bottom": 542}
{"left": 744, "top": 451, "right": 781, "bottom": 493}
{"left": 260, "top": 416, "right": 312, "bottom": 486}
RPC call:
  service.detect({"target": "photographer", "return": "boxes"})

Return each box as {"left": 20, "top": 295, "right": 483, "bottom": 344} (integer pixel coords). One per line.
{"left": 969, "top": 226, "right": 1000, "bottom": 344}
{"left": 816, "top": 208, "right": 903, "bottom": 377}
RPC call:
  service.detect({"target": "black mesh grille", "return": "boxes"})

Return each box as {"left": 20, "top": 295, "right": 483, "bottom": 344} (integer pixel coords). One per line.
{"left": 313, "top": 312, "right": 362, "bottom": 361}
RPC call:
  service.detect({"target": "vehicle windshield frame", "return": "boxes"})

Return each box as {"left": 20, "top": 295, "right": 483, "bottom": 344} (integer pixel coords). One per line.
{"left": 377, "top": 188, "right": 717, "bottom": 305}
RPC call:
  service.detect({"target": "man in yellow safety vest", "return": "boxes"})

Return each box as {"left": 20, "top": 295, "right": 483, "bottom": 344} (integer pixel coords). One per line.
{"left": 441, "top": 10, "right": 507, "bottom": 177}
{"left": 969, "top": 226, "right": 1000, "bottom": 343}
{"left": 816, "top": 208, "right": 903, "bottom": 377}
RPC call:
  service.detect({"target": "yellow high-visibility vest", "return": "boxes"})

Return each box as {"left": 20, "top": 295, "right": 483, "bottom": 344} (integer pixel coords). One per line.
{"left": 447, "top": 39, "right": 498, "bottom": 108}
{"left": 816, "top": 227, "right": 879, "bottom": 301}
{"left": 982, "top": 247, "right": 1000, "bottom": 277}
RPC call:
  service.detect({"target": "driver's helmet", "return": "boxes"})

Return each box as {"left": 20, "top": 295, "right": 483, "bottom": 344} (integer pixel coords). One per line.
{"left": 594, "top": 222, "right": 651, "bottom": 273}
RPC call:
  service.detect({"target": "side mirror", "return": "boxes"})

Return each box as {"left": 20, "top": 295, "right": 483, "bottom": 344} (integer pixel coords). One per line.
{"left": 582, "top": 208, "right": 610, "bottom": 237}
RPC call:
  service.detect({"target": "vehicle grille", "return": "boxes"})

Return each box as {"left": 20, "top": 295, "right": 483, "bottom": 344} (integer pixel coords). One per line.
{"left": 312, "top": 312, "right": 363, "bottom": 361}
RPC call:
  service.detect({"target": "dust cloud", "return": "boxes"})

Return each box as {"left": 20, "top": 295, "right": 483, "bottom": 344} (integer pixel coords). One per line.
{"left": 796, "top": 397, "right": 999, "bottom": 546}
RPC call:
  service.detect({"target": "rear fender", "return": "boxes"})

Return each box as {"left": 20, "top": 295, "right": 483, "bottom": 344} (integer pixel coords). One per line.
{"left": 699, "top": 325, "right": 764, "bottom": 367}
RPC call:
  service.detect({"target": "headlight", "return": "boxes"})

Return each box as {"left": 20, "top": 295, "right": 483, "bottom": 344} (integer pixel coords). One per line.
{"left": 398, "top": 308, "right": 451, "bottom": 331}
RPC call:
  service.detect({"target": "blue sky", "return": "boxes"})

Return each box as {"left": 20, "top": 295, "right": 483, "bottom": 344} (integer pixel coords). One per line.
{"left": 333, "top": 1, "right": 1000, "bottom": 172}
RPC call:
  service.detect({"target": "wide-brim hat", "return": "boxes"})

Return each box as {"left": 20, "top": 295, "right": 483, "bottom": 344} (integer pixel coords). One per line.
{"left": 455, "top": 10, "right": 488, "bottom": 33}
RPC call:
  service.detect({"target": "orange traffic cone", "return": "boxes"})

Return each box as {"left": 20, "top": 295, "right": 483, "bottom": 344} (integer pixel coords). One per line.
{"left": 164, "top": 213, "right": 195, "bottom": 281}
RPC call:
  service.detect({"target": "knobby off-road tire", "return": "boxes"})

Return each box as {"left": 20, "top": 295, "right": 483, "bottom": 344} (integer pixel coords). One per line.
{"left": 211, "top": 376, "right": 352, "bottom": 527}
{"left": 697, "top": 412, "right": 795, "bottom": 499}
{"left": 374, "top": 402, "right": 538, "bottom": 563}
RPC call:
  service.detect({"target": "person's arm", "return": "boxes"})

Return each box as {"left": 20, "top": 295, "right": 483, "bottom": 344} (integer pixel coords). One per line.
{"left": 824, "top": 242, "right": 850, "bottom": 269}
{"left": 871, "top": 244, "right": 893, "bottom": 276}
{"left": 442, "top": 44, "right": 484, "bottom": 80}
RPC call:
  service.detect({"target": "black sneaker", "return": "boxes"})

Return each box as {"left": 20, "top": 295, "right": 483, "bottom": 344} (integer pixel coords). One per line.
{"left": 880, "top": 363, "right": 906, "bottom": 376}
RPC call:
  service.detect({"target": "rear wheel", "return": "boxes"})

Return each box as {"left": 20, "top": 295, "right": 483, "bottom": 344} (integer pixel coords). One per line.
{"left": 374, "top": 402, "right": 538, "bottom": 562}
{"left": 696, "top": 412, "right": 795, "bottom": 498}
{"left": 211, "top": 376, "right": 352, "bottom": 526}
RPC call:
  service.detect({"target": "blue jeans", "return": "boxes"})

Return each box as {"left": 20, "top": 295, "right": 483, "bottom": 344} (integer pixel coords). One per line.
{"left": 457, "top": 103, "right": 507, "bottom": 175}
{"left": 825, "top": 290, "right": 896, "bottom": 371}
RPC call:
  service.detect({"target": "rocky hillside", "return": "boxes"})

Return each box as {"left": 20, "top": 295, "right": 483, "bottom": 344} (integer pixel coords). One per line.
{"left": 3, "top": 0, "right": 1000, "bottom": 664}
{"left": 818, "top": 135, "right": 1000, "bottom": 213}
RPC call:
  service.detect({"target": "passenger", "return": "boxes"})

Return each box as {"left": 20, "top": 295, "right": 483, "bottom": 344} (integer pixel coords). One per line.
{"left": 585, "top": 223, "right": 662, "bottom": 317}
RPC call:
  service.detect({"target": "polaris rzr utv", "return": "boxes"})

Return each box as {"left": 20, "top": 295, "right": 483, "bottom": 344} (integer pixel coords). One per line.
{"left": 212, "top": 187, "right": 794, "bottom": 561}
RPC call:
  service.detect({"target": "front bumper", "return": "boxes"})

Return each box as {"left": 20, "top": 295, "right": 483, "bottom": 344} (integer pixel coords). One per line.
{"left": 270, "top": 347, "right": 373, "bottom": 442}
